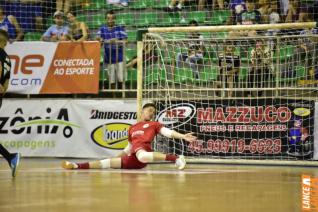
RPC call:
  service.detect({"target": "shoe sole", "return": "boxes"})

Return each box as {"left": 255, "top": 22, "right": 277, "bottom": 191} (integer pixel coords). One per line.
{"left": 61, "top": 161, "right": 74, "bottom": 169}
{"left": 177, "top": 156, "right": 186, "bottom": 170}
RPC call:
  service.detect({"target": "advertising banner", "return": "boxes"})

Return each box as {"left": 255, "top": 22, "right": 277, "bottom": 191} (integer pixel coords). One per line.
{"left": 5, "top": 41, "right": 100, "bottom": 94}
{"left": 156, "top": 99, "right": 315, "bottom": 159}
{"left": 0, "top": 99, "right": 137, "bottom": 158}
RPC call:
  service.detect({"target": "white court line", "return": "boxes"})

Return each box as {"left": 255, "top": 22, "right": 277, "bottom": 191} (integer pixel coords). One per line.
{"left": 0, "top": 167, "right": 254, "bottom": 175}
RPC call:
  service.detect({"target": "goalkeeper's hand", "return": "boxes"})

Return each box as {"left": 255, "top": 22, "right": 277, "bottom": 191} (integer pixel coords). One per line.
{"left": 183, "top": 133, "right": 197, "bottom": 143}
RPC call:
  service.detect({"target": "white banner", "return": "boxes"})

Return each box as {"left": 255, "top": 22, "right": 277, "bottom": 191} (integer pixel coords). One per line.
{"left": 5, "top": 41, "right": 100, "bottom": 94}
{"left": 0, "top": 99, "right": 137, "bottom": 158}
{"left": 6, "top": 42, "right": 57, "bottom": 94}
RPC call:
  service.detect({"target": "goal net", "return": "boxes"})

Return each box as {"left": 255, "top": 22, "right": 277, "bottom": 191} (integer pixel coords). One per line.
{"left": 138, "top": 23, "right": 318, "bottom": 162}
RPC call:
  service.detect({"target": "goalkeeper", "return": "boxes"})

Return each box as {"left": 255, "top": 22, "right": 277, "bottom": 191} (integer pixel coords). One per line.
{"left": 62, "top": 103, "right": 196, "bottom": 170}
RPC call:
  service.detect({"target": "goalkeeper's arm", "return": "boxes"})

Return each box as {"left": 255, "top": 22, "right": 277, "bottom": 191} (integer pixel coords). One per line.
{"left": 117, "top": 142, "right": 132, "bottom": 157}
{"left": 160, "top": 127, "right": 197, "bottom": 143}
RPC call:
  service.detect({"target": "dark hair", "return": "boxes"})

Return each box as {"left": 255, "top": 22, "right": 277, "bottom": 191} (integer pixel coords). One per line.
{"left": 0, "top": 29, "right": 9, "bottom": 40}
{"left": 189, "top": 20, "right": 198, "bottom": 26}
{"left": 67, "top": 10, "right": 77, "bottom": 17}
{"left": 142, "top": 102, "right": 156, "bottom": 110}
{"left": 105, "top": 10, "right": 115, "bottom": 19}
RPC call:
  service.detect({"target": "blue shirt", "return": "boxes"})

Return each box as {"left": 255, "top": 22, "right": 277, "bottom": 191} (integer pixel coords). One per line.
{"left": 0, "top": 16, "right": 17, "bottom": 39}
{"left": 229, "top": 0, "right": 245, "bottom": 10}
{"left": 97, "top": 25, "right": 127, "bottom": 64}
{"left": 43, "top": 25, "right": 69, "bottom": 38}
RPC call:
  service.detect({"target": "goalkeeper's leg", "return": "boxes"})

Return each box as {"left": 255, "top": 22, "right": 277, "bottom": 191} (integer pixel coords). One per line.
{"left": 62, "top": 157, "right": 122, "bottom": 169}
{"left": 136, "top": 150, "right": 186, "bottom": 170}
{"left": 62, "top": 154, "right": 147, "bottom": 170}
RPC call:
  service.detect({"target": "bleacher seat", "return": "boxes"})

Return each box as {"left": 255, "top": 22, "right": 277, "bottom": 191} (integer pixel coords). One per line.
{"left": 24, "top": 32, "right": 42, "bottom": 41}
{"left": 145, "top": 66, "right": 166, "bottom": 84}
{"left": 129, "top": 0, "right": 147, "bottom": 9}
{"left": 188, "top": 11, "right": 206, "bottom": 23}
{"left": 127, "top": 68, "right": 137, "bottom": 82}
{"left": 208, "top": 10, "right": 231, "bottom": 25}
{"left": 117, "top": 13, "right": 134, "bottom": 25}
{"left": 199, "top": 67, "right": 218, "bottom": 82}
{"left": 174, "top": 68, "right": 195, "bottom": 83}
{"left": 153, "top": 0, "right": 169, "bottom": 9}
{"left": 127, "top": 30, "right": 137, "bottom": 42}
{"left": 126, "top": 48, "right": 137, "bottom": 62}
{"left": 136, "top": 13, "right": 158, "bottom": 27}
{"left": 83, "top": 0, "right": 106, "bottom": 10}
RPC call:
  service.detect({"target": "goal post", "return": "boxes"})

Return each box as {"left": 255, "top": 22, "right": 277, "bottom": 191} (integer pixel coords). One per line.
{"left": 136, "top": 22, "right": 318, "bottom": 165}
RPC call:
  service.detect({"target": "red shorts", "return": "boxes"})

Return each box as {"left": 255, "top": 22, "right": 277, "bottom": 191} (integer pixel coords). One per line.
{"left": 121, "top": 153, "right": 147, "bottom": 169}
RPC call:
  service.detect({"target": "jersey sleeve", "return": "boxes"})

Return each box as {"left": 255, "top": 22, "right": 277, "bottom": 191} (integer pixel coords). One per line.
{"left": 155, "top": 122, "right": 164, "bottom": 134}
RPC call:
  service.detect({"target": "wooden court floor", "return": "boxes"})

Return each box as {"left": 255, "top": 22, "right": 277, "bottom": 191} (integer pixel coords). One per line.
{"left": 0, "top": 158, "right": 317, "bottom": 212}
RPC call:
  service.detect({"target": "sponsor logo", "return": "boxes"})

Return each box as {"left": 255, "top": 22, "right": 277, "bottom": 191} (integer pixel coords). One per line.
{"left": 91, "top": 122, "right": 131, "bottom": 149}
{"left": 302, "top": 175, "right": 318, "bottom": 210}
{"left": 143, "top": 124, "right": 149, "bottom": 128}
{"left": 293, "top": 108, "right": 311, "bottom": 117}
{"left": 0, "top": 107, "right": 79, "bottom": 138}
{"left": 9, "top": 54, "right": 44, "bottom": 86}
{"left": 132, "top": 130, "right": 144, "bottom": 137}
{"left": 90, "top": 110, "right": 137, "bottom": 120}
{"left": 156, "top": 103, "right": 196, "bottom": 128}
{"left": 197, "top": 106, "right": 291, "bottom": 123}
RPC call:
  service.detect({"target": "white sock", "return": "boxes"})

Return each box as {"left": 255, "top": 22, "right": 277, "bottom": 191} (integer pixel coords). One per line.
{"left": 100, "top": 159, "right": 111, "bottom": 169}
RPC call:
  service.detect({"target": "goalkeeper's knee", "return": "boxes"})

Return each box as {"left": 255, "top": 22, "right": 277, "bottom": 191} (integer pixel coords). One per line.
{"left": 136, "top": 150, "right": 154, "bottom": 163}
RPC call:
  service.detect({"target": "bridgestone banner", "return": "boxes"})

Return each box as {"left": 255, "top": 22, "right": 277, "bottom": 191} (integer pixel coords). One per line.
{"left": 156, "top": 99, "right": 315, "bottom": 160}
{"left": 0, "top": 99, "right": 137, "bottom": 158}
{"left": 5, "top": 41, "right": 100, "bottom": 94}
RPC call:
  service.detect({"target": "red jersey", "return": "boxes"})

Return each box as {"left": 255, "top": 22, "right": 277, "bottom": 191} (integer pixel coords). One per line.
{"left": 128, "top": 121, "right": 163, "bottom": 153}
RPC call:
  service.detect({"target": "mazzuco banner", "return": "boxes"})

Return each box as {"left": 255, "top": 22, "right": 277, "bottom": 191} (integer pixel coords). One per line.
{"left": 156, "top": 99, "right": 314, "bottom": 159}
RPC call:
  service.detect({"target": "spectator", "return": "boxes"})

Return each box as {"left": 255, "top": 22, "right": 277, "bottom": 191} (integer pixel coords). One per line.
{"left": 227, "top": 0, "right": 245, "bottom": 25}
{"left": 176, "top": 20, "right": 205, "bottom": 79}
{"left": 56, "top": 0, "right": 72, "bottom": 14}
{"left": 198, "top": 0, "right": 224, "bottom": 10}
{"left": 285, "top": 0, "right": 299, "bottom": 22}
{"left": 268, "top": 2, "right": 281, "bottom": 25}
{"left": 296, "top": 15, "right": 318, "bottom": 75}
{"left": 107, "top": 0, "right": 128, "bottom": 7}
{"left": 96, "top": 10, "right": 127, "bottom": 91}
{"left": 280, "top": 0, "right": 290, "bottom": 19}
{"left": 265, "top": 2, "right": 281, "bottom": 52}
{"left": 248, "top": 40, "right": 272, "bottom": 96}
{"left": 230, "top": 0, "right": 261, "bottom": 37}
{"left": 66, "top": 11, "right": 88, "bottom": 41}
{"left": 1, "top": 0, "right": 43, "bottom": 32}
{"left": 298, "top": 0, "right": 318, "bottom": 22}
{"left": 167, "top": 0, "right": 223, "bottom": 11}
{"left": 258, "top": 0, "right": 271, "bottom": 23}
{"left": 41, "top": 11, "right": 70, "bottom": 42}
{"left": 218, "top": 41, "right": 240, "bottom": 97}
{"left": 0, "top": 7, "right": 23, "bottom": 41}
{"left": 237, "top": 0, "right": 261, "bottom": 25}
{"left": 166, "top": 0, "right": 185, "bottom": 12}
